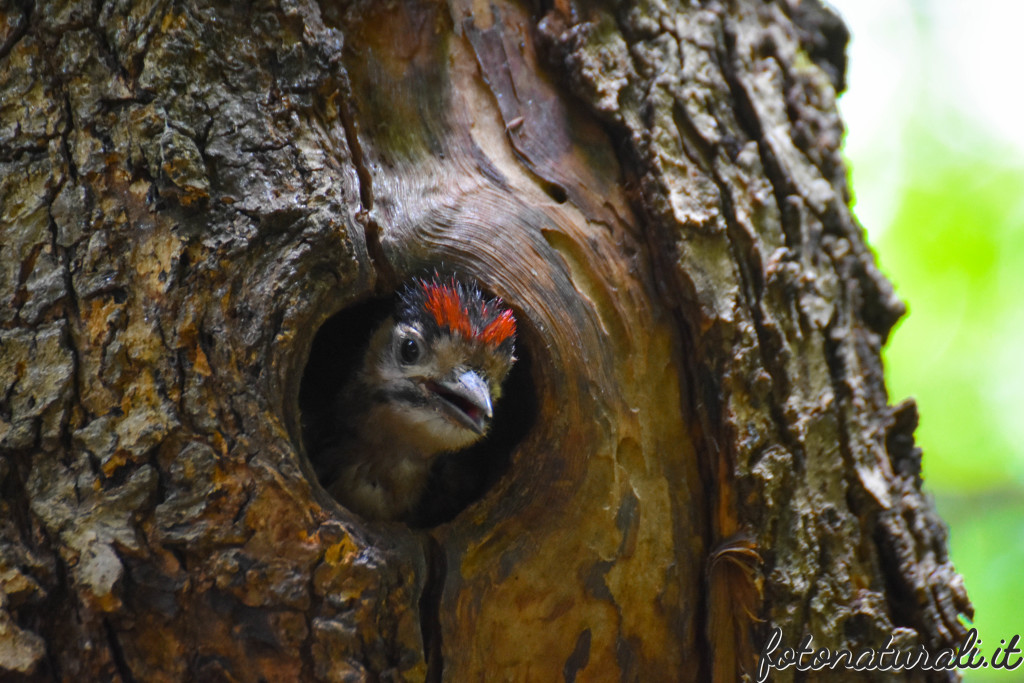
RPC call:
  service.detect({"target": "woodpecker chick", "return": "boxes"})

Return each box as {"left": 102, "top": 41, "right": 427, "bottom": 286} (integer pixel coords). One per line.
{"left": 319, "top": 276, "right": 517, "bottom": 522}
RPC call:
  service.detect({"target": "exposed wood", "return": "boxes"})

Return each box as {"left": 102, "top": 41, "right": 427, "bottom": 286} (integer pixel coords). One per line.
{"left": 0, "top": 0, "right": 969, "bottom": 681}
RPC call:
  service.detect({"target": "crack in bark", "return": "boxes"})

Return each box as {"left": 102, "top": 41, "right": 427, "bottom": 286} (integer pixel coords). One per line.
{"left": 419, "top": 532, "right": 446, "bottom": 682}
{"left": 669, "top": 63, "right": 808, "bottom": 476}
{"left": 103, "top": 617, "right": 136, "bottom": 682}
{"left": 334, "top": 77, "right": 393, "bottom": 288}
{"left": 712, "top": 14, "right": 858, "bottom": 478}
{"left": 717, "top": 19, "right": 802, "bottom": 255}
{"left": 0, "top": 1, "right": 29, "bottom": 62}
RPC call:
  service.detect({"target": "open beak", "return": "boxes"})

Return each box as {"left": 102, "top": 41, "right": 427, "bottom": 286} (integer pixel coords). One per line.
{"left": 425, "top": 369, "right": 493, "bottom": 434}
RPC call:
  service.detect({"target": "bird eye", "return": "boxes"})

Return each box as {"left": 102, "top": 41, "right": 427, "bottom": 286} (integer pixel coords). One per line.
{"left": 400, "top": 337, "right": 421, "bottom": 364}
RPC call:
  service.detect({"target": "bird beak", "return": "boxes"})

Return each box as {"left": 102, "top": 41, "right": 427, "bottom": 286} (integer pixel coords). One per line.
{"left": 426, "top": 369, "right": 493, "bottom": 434}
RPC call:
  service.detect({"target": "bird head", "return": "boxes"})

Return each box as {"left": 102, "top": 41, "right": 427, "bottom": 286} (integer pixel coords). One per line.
{"left": 360, "top": 275, "right": 517, "bottom": 455}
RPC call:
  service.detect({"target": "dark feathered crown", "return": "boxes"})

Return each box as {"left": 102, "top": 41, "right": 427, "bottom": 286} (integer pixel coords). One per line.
{"left": 398, "top": 275, "right": 516, "bottom": 351}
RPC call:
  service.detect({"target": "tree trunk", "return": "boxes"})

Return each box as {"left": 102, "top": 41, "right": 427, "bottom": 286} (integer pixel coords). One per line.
{"left": 0, "top": 0, "right": 970, "bottom": 681}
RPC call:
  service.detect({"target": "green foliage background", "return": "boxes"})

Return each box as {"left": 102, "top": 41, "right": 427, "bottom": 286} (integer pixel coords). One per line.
{"left": 833, "top": 0, "right": 1024, "bottom": 676}
{"left": 876, "top": 132, "right": 1024, "bottom": 674}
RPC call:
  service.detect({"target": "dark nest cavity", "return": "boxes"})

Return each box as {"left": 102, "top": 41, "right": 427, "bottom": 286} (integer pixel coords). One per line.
{"left": 297, "top": 293, "right": 536, "bottom": 527}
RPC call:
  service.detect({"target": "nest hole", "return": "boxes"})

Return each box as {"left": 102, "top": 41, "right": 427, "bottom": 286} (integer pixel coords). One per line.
{"left": 298, "top": 292, "right": 536, "bottom": 527}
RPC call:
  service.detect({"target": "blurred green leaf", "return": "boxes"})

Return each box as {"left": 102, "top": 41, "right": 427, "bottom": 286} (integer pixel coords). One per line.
{"left": 875, "top": 127, "right": 1024, "bottom": 491}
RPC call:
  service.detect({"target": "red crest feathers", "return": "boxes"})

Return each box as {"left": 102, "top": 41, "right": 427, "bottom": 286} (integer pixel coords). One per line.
{"left": 422, "top": 280, "right": 474, "bottom": 339}
{"left": 419, "top": 278, "right": 516, "bottom": 346}
{"left": 480, "top": 308, "right": 516, "bottom": 345}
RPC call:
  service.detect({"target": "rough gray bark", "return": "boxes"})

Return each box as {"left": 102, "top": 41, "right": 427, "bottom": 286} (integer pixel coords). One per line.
{"left": 0, "top": 0, "right": 969, "bottom": 681}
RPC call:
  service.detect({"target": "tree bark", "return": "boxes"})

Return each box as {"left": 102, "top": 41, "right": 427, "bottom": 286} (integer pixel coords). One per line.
{"left": 0, "top": 0, "right": 970, "bottom": 681}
